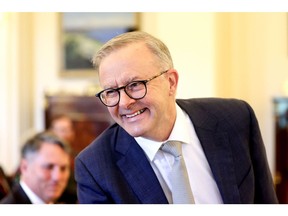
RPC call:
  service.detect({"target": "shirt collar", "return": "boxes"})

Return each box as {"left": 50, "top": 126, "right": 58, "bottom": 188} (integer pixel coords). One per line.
{"left": 20, "top": 180, "right": 46, "bottom": 204}
{"left": 169, "top": 104, "right": 191, "bottom": 145}
{"left": 135, "top": 103, "right": 191, "bottom": 162}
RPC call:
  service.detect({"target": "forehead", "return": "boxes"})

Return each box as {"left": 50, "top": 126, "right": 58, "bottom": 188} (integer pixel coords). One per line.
{"left": 102, "top": 42, "right": 155, "bottom": 68}
{"left": 29, "top": 142, "right": 68, "bottom": 161}
{"left": 53, "top": 118, "right": 72, "bottom": 127}
{"left": 99, "top": 43, "right": 159, "bottom": 87}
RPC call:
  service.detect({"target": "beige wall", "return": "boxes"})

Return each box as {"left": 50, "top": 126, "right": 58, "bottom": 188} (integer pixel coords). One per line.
{"left": 141, "top": 12, "right": 217, "bottom": 98}
{"left": 215, "top": 13, "right": 288, "bottom": 174}
{"left": 0, "top": 13, "right": 35, "bottom": 173}
{"left": 1, "top": 12, "right": 288, "bottom": 176}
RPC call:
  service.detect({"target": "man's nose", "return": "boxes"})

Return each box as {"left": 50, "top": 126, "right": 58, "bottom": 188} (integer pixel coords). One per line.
{"left": 118, "top": 90, "right": 136, "bottom": 108}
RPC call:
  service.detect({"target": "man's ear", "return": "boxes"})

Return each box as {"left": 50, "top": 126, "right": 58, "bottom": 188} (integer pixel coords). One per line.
{"left": 167, "top": 69, "right": 179, "bottom": 96}
{"left": 20, "top": 158, "right": 28, "bottom": 173}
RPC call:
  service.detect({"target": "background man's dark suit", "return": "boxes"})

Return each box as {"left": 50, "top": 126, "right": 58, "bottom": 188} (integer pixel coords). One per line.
{"left": 0, "top": 183, "right": 32, "bottom": 204}
{"left": 75, "top": 98, "right": 278, "bottom": 204}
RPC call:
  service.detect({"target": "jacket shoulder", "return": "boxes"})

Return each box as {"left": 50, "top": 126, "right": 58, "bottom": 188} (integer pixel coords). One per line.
{"left": 177, "top": 97, "right": 249, "bottom": 108}
{"left": 0, "top": 184, "right": 31, "bottom": 204}
{"left": 176, "top": 98, "right": 253, "bottom": 116}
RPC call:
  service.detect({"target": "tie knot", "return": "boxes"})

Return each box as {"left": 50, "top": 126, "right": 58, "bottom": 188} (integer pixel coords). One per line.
{"left": 161, "top": 141, "right": 183, "bottom": 158}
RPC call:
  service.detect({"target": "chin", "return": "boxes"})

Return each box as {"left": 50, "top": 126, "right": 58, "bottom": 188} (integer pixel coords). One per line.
{"left": 127, "top": 131, "right": 143, "bottom": 138}
{"left": 125, "top": 127, "right": 146, "bottom": 138}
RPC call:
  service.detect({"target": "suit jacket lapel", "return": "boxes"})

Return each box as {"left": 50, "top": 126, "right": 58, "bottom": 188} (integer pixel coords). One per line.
{"left": 15, "top": 184, "right": 32, "bottom": 204}
{"left": 196, "top": 128, "right": 241, "bottom": 203}
{"left": 115, "top": 128, "right": 168, "bottom": 204}
{"left": 177, "top": 99, "right": 241, "bottom": 203}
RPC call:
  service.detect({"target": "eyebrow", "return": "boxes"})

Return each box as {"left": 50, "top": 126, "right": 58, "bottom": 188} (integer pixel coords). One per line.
{"left": 103, "top": 75, "right": 144, "bottom": 90}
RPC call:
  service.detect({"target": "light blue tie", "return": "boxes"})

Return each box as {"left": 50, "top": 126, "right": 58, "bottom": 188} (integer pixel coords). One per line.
{"left": 161, "top": 141, "right": 195, "bottom": 204}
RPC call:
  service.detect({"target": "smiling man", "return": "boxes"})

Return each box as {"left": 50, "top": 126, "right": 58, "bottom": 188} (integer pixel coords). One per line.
{"left": 75, "top": 31, "right": 278, "bottom": 204}
{"left": 0, "top": 131, "right": 71, "bottom": 204}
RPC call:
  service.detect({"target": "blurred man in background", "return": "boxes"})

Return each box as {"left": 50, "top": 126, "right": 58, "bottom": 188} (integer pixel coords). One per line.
{"left": 49, "top": 114, "right": 75, "bottom": 146}
{"left": 0, "top": 131, "right": 71, "bottom": 204}
{"left": 49, "top": 114, "right": 78, "bottom": 203}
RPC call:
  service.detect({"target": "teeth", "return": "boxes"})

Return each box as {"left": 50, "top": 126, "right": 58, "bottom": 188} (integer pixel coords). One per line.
{"left": 126, "top": 109, "right": 144, "bottom": 118}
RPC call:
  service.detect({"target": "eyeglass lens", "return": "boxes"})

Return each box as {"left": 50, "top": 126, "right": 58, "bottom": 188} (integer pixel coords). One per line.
{"left": 100, "top": 81, "right": 147, "bottom": 107}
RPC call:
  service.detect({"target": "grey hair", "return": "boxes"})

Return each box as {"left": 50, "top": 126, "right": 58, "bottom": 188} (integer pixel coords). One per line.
{"left": 92, "top": 31, "right": 174, "bottom": 73}
{"left": 21, "top": 131, "right": 71, "bottom": 160}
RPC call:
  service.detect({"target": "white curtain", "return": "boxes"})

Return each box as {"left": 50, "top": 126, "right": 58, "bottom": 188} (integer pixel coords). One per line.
{"left": 0, "top": 13, "right": 35, "bottom": 175}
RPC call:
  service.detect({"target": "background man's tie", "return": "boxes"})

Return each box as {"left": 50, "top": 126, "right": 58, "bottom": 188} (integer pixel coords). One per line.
{"left": 161, "top": 141, "right": 195, "bottom": 204}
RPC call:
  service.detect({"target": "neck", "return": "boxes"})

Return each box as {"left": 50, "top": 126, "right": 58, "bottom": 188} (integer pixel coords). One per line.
{"left": 147, "top": 107, "right": 176, "bottom": 142}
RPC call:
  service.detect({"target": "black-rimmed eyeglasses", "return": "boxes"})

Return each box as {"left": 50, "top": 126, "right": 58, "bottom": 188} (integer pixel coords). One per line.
{"left": 95, "top": 70, "right": 169, "bottom": 107}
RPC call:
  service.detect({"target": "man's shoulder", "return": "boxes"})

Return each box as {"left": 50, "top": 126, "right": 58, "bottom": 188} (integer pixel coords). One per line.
{"left": 177, "top": 97, "right": 247, "bottom": 106}
{"left": 76, "top": 123, "right": 118, "bottom": 153}
{"left": 0, "top": 184, "right": 30, "bottom": 204}
{"left": 75, "top": 123, "right": 133, "bottom": 161}
{"left": 177, "top": 97, "right": 250, "bottom": 111}
{"left": 176, "top": 97, "right": 253, "bottom": 122}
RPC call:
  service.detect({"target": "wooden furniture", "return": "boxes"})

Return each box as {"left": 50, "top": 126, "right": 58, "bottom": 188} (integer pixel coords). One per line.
{"left": 0, "top": 166, "right": 11, "bottom": 200}
{"left": 45, "top": 95, "right": 114, "bottom": 156}
{"left": 274, "top": 97, "right": 288, "bottom": 203}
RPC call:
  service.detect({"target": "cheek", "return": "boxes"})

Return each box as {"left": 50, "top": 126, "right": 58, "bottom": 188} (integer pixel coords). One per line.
{"left": 108, "top": 107, "right": 118, "bottom": 119}
{"left": 64, "top": 172, "right": 70, "bottom": 181}
{"left": 37, "top": 169, "right": 50, "bottom": 180}
{"left": 27, "top": 164, "right": 39, "bottom": 175}
{"left": 63, "top": 167, "right": 71, "bottom": 179}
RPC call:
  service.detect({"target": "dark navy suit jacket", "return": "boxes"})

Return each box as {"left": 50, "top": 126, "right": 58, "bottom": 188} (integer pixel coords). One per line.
{"left": 75, "top": 98, "right": 278, "bottom": 204}
{"left": 0, "top": 183, "right": 32, "bottom": 204}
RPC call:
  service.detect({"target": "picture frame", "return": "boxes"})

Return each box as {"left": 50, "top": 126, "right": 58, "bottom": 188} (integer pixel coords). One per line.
{"left": 59, "top": 12, "right": 140, "bottom": 78}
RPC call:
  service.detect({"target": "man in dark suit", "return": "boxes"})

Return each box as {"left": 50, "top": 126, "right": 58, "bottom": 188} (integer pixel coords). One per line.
{"left": 75, "top": 31, "right": 278, "bottom": 204}
{"left": 0, "top": 131, "right": 71, "bottom": 204}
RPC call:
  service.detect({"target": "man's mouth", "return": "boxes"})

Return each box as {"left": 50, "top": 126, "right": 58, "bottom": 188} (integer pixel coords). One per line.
{"left": 125, "top": 108, "right": 146, "bottom": 118}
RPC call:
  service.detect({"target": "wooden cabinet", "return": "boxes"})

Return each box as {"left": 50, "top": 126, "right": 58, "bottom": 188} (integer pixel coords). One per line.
{"left": 274, "top": 97, "right": 288, "bottom": 203}
{"left": 45, "top": 95, "right": 114, "bottom": 156}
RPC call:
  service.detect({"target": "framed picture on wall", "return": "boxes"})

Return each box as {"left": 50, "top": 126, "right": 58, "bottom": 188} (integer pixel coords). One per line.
{"left": 60, "top": 12, "right": 140, "bottom": 78}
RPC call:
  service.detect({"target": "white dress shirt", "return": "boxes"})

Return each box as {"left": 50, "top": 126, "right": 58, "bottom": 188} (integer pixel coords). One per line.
{"left": 135, "top": 104, "right": 223, "bottom": 204}
{"left": 20, "top": 180, "right": 46, "bottom": 204}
